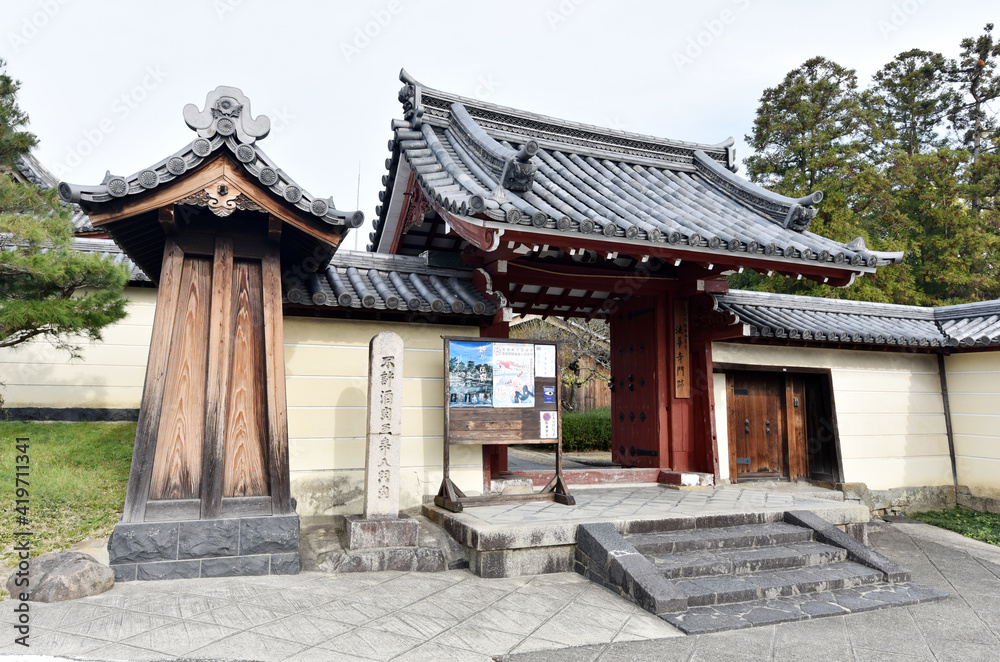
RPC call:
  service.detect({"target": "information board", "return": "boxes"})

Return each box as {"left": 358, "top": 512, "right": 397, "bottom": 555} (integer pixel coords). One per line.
{"left": 436, "top": 336, "right": 574, "bottom": 512}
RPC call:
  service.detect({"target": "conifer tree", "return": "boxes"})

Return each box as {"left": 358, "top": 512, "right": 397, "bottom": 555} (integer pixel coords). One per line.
{"left": 0, "top": 59, "right": 129, "bottom": 360}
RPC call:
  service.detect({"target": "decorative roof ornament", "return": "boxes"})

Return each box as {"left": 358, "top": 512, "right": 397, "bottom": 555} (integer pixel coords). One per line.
{"left": 845, "top": 236, "right": 868, "bottom": 252}
{"left": 500, "top": 142, "right": 539, "bottom": 192}
{"left": 183, "top": 86, "right": 270, "bottom": 144}
{"left": 782, "top": 192, "right": 823, "bottom": 231}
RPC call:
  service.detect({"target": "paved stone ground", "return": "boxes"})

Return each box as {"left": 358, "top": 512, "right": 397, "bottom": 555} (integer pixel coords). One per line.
{"left": 2, "top": 514, "right": 996, "bottom": 661}
{"left": 452, "top": 485, "right": 865, "bottom": 526}
{"left": 501, "top": 520, "right": 1000, "bottom": 661}
{"left": 506, "top": 447, "right": 616, "bottom": 471}
{"left": 0, "top": 562, "right": 681, "bottom": 661}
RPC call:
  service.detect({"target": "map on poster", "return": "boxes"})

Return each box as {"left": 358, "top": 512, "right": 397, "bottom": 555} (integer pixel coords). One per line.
{"left": 448, "top": 341, "right": 494, "bottom": 407}
{"left": 492, "top": 343, "right": 535, "bottom": 407}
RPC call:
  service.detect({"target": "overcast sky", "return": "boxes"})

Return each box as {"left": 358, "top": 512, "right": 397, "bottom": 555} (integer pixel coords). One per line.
{"left": 3, "top": 0, "right": 996, "bottom": 250}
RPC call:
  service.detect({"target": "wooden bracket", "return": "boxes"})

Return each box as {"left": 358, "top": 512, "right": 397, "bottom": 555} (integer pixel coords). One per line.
{"left": 158, "top": 205, "right": 177, "bottom": 235}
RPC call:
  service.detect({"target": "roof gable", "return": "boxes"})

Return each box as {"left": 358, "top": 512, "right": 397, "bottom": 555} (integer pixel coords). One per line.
{"left": 371, "top": 71, "right": 903, "bottom": 286}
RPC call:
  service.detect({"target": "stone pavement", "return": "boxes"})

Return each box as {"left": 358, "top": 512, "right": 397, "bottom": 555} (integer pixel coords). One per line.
{"left": 0, "top": 562, "right": 681, "bottom": 661}
{"left": 1, "top": 514, "right": 997, "bottom": 661}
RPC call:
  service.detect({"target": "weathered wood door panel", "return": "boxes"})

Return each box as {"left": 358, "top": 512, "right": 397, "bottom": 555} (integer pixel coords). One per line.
{"left": 223, "top": 260, "right": 270, "bottom": 497}
{"left": 727, "top": 373, "right": 785, "bottom": 481}
{"left": 726, "top": 371, "right": 836, "bottom": 483}
{"left": 610, "top": 298, "right": 660, "bottom": 468}
{"left": 148, "top": 256, "right": 212, "bottom": 500}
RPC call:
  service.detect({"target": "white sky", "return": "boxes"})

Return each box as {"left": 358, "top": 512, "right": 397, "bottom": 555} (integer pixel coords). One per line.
{"left": 3, "top": 0, "right": 996, "bottom": 250}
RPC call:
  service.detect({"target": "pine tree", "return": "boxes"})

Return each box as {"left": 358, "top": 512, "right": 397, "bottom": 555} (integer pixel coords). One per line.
{"left": 948, "top": 23, "right": 1000, "bottom": 163}
{"left": 869, "top": 49, "right": 955, "bottom": 157}
{"left": 0, "top": 59, "right": 129, "bottom": 361}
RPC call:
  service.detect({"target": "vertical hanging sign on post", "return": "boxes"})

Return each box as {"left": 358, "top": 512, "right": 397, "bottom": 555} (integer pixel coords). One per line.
{"left": 674, "top": 300, "right": 691, "bottom": 399}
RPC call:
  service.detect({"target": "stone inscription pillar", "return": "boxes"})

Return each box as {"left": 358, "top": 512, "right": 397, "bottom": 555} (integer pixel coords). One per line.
{"left": 364, "top": 331, "right": 403, "bottom": 518}
{"left": 343, "top": 331, "right": 418, "bottom": 549}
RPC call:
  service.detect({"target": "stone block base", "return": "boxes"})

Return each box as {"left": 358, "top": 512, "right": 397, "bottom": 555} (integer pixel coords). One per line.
{"left": 108, "top": 514, "right": 300, "bottom": 582}
{"left": 343, "top": 514, "right": 418, "bottom": 550}
{"left": 658, "top": 470, "right": 714, "bottom": 488}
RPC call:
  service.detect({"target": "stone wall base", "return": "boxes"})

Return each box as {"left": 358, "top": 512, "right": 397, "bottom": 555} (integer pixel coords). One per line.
{"left": 957, "top": 491, "right": 1000, "bottom": 514}
{"left": 826, "top": 483, "right": 957, "bottom": 516}
{"left": 108, "top": 514, "right": 300, "bottom": 582}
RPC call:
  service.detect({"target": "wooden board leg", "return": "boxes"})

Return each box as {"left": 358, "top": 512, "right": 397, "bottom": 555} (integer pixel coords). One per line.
{"left": 434, "top": 477, "right": 464, "bottom": 512}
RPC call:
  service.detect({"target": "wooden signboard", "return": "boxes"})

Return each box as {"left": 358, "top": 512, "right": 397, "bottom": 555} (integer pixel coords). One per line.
{"left": 435, "top": 336, "right": 575, "bottom": 512}
{"left": 674, "top": 300, "right": 691, "bottom": 399}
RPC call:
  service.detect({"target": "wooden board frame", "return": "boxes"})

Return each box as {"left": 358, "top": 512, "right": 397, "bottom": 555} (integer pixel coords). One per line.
{"left": 435, "top": 336, "right": 574, "bottom": 512}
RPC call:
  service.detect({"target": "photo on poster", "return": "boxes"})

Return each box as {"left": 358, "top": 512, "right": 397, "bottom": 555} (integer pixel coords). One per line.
{"left": 492, "top": 342, "right": 535, "bottom": 407}
{"left": 448, "top": 341, "right": 494, "bottom": 407}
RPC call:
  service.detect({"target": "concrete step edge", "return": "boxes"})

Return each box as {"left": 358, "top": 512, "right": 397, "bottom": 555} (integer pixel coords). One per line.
{"left": 671, "top": 561, "right": 885, "bottom": 607}
{"left": 660, "top": 582, "right": 949, "bottom": 634}
{"left": 649, "top": 541, "right": 848, "bottom": 579}
{"left": 629, "top": 524, "right": 814, "bottom": 555}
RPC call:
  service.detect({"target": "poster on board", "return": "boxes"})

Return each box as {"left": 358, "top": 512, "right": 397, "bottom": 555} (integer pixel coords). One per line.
{"left": 534, "top": 344, "right": 556, "bottom": 378}
{"left": 539, "top": 411, "right": 558, "bottom": 438}
{"left": 492, "top": 343, "right": 535, "bottom": 407}
{"left": 448, "top": 341, "right": 494, "bottom": 407}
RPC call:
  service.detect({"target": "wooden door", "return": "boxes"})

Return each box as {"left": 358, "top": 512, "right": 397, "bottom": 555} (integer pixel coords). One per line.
{"left": 610, "top": 298, "right": 660, "bottom": 467}
{"left": 727, "top": 373, "right": 785, "bottom": 481}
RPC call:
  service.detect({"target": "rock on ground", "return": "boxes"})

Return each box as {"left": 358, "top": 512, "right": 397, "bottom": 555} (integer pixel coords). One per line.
{"left": 5, "top": 551, "right": 114, "bottom": 603}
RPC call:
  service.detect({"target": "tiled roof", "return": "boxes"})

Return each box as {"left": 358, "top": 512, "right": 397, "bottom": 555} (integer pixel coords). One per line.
{"left": 370, "top": 70, "right": 903, "bottom": 276}
{"left": 17, "top": 153, "right": 98, "bottom": 234}
{"left": 58, "top": 86, "right": 364, "bottom": 231}
{"left": 58, "top": 239, "right": 493, "bottom": 318}
{"left": 70, "top": 237, "right": 150, "bottom": 282}
{"left": 283, "top": 250, "right": 495, "bottom": 317}
{"left": 715, "top": 290, "right": 1000, "bottom": 348}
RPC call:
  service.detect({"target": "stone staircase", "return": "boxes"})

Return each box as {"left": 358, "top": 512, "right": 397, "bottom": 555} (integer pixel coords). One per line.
{"left": 575, "top": 511, "right": 947, "bottom": 634}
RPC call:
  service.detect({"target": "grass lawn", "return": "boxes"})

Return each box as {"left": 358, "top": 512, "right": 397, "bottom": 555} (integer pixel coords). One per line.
{"left": 909, "top": 507, "right": 1000, "bottom": 547}
{"left": 1, "top": 421, "right": 134, "bottom": 591}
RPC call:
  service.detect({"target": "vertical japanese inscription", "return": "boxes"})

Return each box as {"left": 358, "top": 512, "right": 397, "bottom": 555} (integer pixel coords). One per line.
{"left": 363, "top": 332, "right": 404, "bottom": 519}
{"left": 674, "top": 299, "right": 691, "bottom": 399}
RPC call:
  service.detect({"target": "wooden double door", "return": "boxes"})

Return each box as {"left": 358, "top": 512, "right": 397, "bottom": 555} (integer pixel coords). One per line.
{"left": 726, "top": 371, "right": 838, "bottom": 483}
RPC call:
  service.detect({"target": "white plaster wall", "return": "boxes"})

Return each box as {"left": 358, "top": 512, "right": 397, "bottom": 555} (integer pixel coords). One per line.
{"left": 945, "top": 351, "right": 1000, "bottom": 499}
{"left": 283, "top": 317, "right": 483, "bottom": 515}
{"left": 0, "top": 287, "right": 155, "bottom": 408}
{"left": 712, "top": 342, "right": 952, "bottom": 491}
{"left": 713, "top": 372, "right": 730, "bottom": 483}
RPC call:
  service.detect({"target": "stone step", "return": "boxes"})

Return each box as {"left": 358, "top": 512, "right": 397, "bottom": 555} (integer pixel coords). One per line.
{"left": 650, "top": 541, "right": 847, "bottom": 579}
{"left": 661, "top": 582, "right": 949, "bottom": 634}
{"left": 670, "top": 560, "right": 884, "bottom": 607}
{"left": 627, "top": 522, "right": 813, "bottom": 555}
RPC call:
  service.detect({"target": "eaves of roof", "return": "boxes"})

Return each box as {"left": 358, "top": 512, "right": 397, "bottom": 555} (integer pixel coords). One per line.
{"left": 715, "top": 289, "right": 1000, "bottom": 348}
